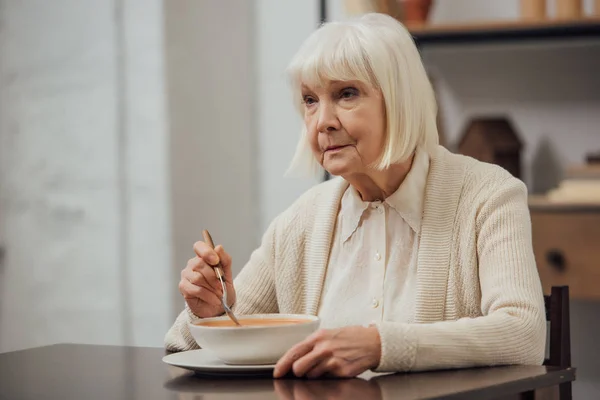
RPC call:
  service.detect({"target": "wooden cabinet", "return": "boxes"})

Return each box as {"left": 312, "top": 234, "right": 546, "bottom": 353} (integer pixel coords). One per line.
{"left": 530, "top": 198, "right": 600, "bottom": 299}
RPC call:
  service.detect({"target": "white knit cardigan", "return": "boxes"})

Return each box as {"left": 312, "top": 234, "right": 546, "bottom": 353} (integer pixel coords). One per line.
{"left": 165, "top": 146, "right": 547, "bottom": 373}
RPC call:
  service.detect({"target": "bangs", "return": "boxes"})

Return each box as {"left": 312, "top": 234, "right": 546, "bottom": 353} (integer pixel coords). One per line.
{"left": 287, "top": 23, "right": 378, "bottom": 94}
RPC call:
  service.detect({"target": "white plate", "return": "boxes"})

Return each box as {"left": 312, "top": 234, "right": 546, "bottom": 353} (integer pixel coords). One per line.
{"left": 162, "top": 349, "right": 276, "bottom": 377}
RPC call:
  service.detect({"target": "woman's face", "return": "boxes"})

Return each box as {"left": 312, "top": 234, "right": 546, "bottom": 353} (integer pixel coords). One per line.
{"left": 302, "top": 79, "right": 386, "bottom": 176}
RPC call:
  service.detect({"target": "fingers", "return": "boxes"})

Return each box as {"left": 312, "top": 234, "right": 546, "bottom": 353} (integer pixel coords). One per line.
{"left": 198, "top": 262, "right": 225, "bottom": 293}
{"left": 192, "top": 241, "right": 233, "bottom": 285}
{"left": 214, "top": 245, "right": 231, "bottom": 268}
{"left": 185, "top": 257, "right": 222, "bottom": 293}
{"left": 306, "top": 358, "right": 339, "bottom": 379}
{"left": 274, "top": 328, "right": 371, "bottom": 379}
{"left": 293, "top": 345, "right": 333, "bottom": 378}
{"left": 273, "top": 339, "right": 315, "bottom": 378}
{"left": 179, "top": 239, "right": 234, "bottom": 318}
{"left": 193, "top": 241, "right": 220, "bottom": 266}
{"left": 181, "top": 265, "right": 222, "bottom": 295}
{"left": 178, "top": 279, "right": 222, "bottom": 307}
{"left": 214, "top": 245, "right": 233, "bottom": 281}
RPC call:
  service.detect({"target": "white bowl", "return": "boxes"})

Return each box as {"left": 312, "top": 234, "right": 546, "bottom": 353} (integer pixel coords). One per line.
{"left": 188, "top": 313, "right": 320, "bottom": 365}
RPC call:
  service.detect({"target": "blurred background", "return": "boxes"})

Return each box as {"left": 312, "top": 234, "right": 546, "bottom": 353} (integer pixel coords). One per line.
{"left": 0, "top": 0, "right": 599, "bottom": 398}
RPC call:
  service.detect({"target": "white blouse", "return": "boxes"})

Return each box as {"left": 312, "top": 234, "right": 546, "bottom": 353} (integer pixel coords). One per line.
{"left": 318, "top": 148, "right": 430, "bottom": 329}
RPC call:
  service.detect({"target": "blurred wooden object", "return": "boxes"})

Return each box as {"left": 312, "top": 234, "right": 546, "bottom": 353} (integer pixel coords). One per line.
{"left": 556, "top": 0, "right": 582, "bottom": 19}
{"left": 595, "top": 0, "right": 600, "bottom": 17}
{"left": 458, "top": 117, "right": 523, "bottom": 179}
{"left": 565, "top": 164, "right": 600, "bottom": 179}
{"left": 544, "top": 286, "right": 573, "bottom": 400}
{"left": 409, "top": 18, "right": 600, "bottom": 40}
{"left": 520, "top": 0, "right": 546, "bottom": 20}
{"left": 523, "top": 285, "right": 574, "bottom": 400}
{"left": 523, "top": 286, "right": 573, "bottom": 400}
{"left": 529, "top": 197, "right": 600, "bottom": 300}
{"left": 546, "top": 180, "right": 600, "bottom": 203}
{"left": 587, "top": 150, "right": 600, "bottom": 164}
{"left": 343, "top": 0, "right": 403, "bottom": 20}
{"left": 343, "top": 0, "right": 435, "bottom": 26}
{"left": 546, "top": 161, "right": 600, "bottom": 203}
{"left": 402, "top": 0, "right": 433, "bottom": 26}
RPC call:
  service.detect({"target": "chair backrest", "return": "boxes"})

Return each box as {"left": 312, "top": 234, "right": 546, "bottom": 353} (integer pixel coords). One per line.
{"left": 543, "top": 286, "right": 571, "bottom": 368}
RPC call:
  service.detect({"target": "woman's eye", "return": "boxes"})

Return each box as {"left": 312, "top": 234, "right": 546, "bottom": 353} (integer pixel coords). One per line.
{"left": 340, "top": 87, "right": 359, "bottom": 99}
{"left": 302, "top": 95, "right": 316, "bottom": 105}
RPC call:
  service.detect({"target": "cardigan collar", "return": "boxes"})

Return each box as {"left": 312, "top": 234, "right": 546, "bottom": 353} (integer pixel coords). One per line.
{"left": 303, "top": 146, "right": 466, "bottom": 322}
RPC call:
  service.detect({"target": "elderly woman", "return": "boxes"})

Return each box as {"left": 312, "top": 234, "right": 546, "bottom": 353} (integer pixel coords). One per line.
{"left": 165, "top": 13, "right": 546, "bottom": 378}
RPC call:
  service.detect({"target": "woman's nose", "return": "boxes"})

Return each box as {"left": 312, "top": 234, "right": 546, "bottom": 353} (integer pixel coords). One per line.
{"left": 316, "top": 102, "right": 341, "bottom": 133}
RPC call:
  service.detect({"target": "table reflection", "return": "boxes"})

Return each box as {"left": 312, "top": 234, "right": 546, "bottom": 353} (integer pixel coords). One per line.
{"left": 273, "top": 378, "right": 382, "bottom": 400}
{"left": 163, "top": 364, "right": 557, "bottom": 400}
{"left": 163, "top": 368, "right": 384, "bottom": 400}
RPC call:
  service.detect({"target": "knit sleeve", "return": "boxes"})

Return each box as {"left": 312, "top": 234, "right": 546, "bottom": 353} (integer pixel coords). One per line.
{"left": 163, "top": 218, "right": 279, "bottom": 352}
{"left": 374, "top": 176, "right": 546, "bottom": 372}
{"left": 230, "top": 219, "right": 279, "bottom": 315}
{"left": 163, "top": 305, "right": 204, "bottom": 352}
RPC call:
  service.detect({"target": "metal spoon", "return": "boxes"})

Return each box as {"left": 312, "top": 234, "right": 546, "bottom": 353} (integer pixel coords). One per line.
{"left": 202, "top": 230, "right": 241, "bottom": 326}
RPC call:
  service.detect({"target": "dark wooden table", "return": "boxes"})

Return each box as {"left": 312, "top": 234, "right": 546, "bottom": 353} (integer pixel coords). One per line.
{"left": 0, "top": 344, "right": 575, "bottom": 400}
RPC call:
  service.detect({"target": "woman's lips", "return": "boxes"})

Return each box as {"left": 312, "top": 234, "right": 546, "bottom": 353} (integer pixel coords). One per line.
{"left": 325, "top": 145, "right": 349, "bottom": 153}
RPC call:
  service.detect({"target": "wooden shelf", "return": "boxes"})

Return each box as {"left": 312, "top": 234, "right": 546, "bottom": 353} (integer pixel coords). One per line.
{"left": 409, "top": 18, "right": 600, "bottom": 46}
{"left": 529, "top": 195, "right": 600, "bottom": 213}
{"left": 529, "top": 197, "right": 600, "bottom": 300}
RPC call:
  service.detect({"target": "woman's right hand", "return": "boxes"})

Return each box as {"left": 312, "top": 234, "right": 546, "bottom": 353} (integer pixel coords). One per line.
{"left": 179, "top": 241, "right": 236, "bottom": 318}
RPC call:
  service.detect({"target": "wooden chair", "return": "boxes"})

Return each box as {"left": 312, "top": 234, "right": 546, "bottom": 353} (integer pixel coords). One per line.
{"left": 523, "top": 286, "right": 572, "bottom": 400}
{"left": 543, "top": 286, "right": 572, "bottom": 400}
{"left": 544, "top": 286, "right": 571, "bottom": 370}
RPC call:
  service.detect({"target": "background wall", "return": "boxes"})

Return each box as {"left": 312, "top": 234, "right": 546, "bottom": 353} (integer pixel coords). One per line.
{"left": 164, "top": 0, "right": 259, "bottom": 320}
{"left": 256, "top": 0, "right": 323, "bottom": 236}
{"left": 0, "top": 0, "right": 171, "bottom": 351}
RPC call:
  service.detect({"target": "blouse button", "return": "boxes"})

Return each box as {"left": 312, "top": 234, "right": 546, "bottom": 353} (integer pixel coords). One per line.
{"left": 371, "top": 298, "right": 380, "bottom": 308}
{"left": 374, "top": 252, "right": 381, "bottom": 261}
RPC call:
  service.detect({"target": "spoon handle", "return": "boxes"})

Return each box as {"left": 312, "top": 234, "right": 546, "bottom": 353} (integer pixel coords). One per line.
{"left": 202, "top": 230, "right": 225, "bottom": 278}
{"left": 201, "top": 230, "right": 241, "bottom": 326}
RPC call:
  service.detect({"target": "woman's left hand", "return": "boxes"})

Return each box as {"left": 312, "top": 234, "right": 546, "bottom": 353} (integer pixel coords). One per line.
{"left": 273, "top": 326, "right": 382, "bottom": 379}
